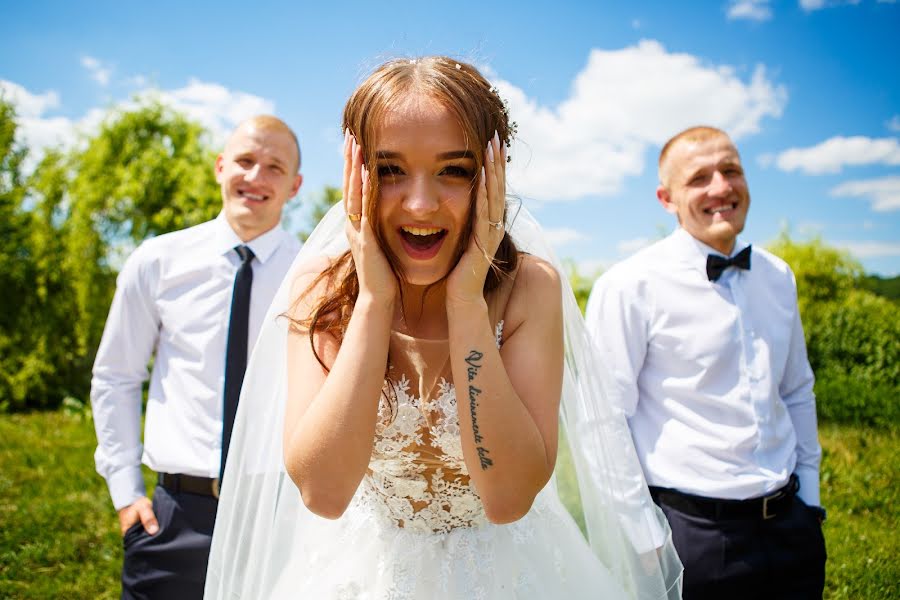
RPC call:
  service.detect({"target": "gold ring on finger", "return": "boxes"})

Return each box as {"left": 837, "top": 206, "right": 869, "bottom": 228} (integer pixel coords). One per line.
{"left": 348, "top": 213, "right": 362, "bottom": 222}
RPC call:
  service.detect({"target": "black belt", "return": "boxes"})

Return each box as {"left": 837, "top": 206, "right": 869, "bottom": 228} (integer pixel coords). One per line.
{"left": 158, "top": 472, "right": 220, "bottom": 498}
{"left": 650, "top": 475, "right": 799, "bottom": 521}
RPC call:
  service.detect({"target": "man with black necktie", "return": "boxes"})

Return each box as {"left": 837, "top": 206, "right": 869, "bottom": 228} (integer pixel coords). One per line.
{"left": 585, "top": 126, "right": 826, "bottom": 599}
{"left": 90, "top": 115, "right": 303, "bottom": 599}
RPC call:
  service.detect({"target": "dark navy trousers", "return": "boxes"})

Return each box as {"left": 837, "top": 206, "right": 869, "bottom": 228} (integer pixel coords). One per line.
{"left": 656, "top": 494, "right": 826, "bottom": 600}
{"left": 121, "top": 485, "right": 218, "bottom": 600}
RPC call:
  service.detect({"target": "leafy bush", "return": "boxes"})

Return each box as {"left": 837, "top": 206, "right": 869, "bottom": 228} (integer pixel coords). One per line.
{"left": 767, "top": 233, "right": 862, "bottom": 315}
{"left": 860, "top": 274, "right": 900, "bottom": 302}
{"left": 768, "top": 235, "right": 899, "bottom": 429}
{"left": 808, "top": 290, "right": 899, "bottom": 428}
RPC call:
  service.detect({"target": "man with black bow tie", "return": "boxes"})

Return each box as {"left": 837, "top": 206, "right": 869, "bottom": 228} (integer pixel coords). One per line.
{"left": 91, "top": 116, "right": 302, "bottom": 599}
{"left": 585, "top": 126, "right": 825, "bottom": 599}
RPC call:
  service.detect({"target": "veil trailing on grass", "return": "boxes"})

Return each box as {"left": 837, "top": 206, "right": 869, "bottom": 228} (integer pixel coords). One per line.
{"left": 205, "top": 201, "right": 683, "bottom": 599}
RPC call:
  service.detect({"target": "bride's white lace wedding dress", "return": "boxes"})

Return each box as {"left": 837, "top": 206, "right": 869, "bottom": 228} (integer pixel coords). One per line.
{"left": 270, "top": 324, "right": 625, "bottom": 599}
{"left": 204, "top": 203, "right": 682, "bottom": 600}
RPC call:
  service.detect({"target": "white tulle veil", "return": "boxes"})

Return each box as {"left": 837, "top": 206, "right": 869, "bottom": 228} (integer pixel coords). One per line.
{"left": 205, "top": 201, "right": 682, "bottom": 599}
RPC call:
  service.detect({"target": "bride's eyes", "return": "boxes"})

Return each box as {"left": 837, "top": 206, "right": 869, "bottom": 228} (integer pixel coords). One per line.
{"left": 375, "top": 163, "right": 474, "bottom": 182}
{"left": 439, "top": 164, "right": 474, "bottom": 178}
{"left": 377, "top": 164, "right": 404, "bottom": 179}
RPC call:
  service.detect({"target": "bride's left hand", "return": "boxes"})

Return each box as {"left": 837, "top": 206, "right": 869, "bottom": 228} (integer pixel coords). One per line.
{"left": 446, "top": 131, "right": 507, "bottom": 308}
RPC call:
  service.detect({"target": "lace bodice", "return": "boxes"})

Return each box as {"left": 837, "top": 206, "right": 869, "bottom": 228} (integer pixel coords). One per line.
{"left": 352, "top": 322, "right": 504, "bottom": 534}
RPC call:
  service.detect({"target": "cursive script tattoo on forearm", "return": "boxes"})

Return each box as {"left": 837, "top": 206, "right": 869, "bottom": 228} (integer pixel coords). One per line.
{"left": 464, "top": 349, "right": 493, "bottom": 470}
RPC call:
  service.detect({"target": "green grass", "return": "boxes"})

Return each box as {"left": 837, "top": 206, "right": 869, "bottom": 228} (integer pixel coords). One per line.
{"left": 0, "top": 412, "right": 896, "bottom": 598}
{"left": 817, "top": 423, "right": 899, "bottom": 599}
{"left": 0, "top": 410, "right": 154, "bottom": 599}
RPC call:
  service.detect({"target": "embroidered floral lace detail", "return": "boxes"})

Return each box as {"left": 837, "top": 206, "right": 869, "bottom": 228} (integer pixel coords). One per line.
{"left": 360, "top": 374, "right": 487, "bottom": 533}
{"left": 355, "top": 321, "right": 505, "bottom": 534}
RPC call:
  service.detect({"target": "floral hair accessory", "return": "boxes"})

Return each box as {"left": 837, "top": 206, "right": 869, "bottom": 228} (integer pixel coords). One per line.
{"left": 489, "top": 85, "right": 518, "bottom": 156}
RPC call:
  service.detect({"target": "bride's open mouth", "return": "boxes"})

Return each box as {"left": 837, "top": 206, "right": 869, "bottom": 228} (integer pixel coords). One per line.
{"left": 399, "top": 225, "right": 448, "bottom": 260}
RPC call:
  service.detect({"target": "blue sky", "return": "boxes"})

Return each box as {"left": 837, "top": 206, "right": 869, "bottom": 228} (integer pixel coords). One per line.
{"left": 2, "top": 0, "right": 899, "bottom": 275}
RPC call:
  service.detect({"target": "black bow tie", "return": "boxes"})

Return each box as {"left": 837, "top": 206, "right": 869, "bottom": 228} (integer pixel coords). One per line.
{"left": 706, "top": 245, "right": 752, "bottom": 282}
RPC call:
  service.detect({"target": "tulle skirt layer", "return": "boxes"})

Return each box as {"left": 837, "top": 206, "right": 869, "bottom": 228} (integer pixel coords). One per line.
{"left": 269, "top": 490, "right": 627, "bottom": 600}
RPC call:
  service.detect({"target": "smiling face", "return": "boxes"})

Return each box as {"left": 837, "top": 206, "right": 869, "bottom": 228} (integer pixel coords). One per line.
{"left": 216, "top": 121, "right": 302, "bottom": 242}
{"left": 373, "top": 95, "right": 476, "bottom": 287}
{"left": 657, "top": 134, "right": 750, "bottom": 255}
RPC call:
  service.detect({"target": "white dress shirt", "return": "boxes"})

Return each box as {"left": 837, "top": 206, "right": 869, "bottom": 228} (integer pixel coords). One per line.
{"left": 585, "top": 227, "right": 821, "bottom": 507}
{"left": 91, "top": 213, "right": 301, "bottom": 510}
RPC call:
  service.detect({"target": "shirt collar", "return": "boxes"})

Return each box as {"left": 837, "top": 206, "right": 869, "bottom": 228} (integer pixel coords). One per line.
{"left": 669, "top": 227, "right": 751, "bottom": 272}
{"left": 213, "top": 212, "right": 290, "bottom": 265}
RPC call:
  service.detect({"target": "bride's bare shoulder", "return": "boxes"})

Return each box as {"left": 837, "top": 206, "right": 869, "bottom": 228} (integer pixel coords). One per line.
{"left": 503, "top": 253, "right": 563, "bottom": 334}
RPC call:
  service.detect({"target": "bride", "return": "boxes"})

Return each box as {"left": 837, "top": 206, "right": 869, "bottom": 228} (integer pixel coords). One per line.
{"left": 205, "top": 56, "right": 682, "bottom": 599}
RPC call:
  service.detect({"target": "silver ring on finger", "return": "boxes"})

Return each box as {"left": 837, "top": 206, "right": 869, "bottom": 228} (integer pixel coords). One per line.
{"left": 488, "top": 218, "right": 503, "bottom": 231}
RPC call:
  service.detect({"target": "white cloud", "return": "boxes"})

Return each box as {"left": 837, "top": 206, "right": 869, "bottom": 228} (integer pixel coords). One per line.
{"left": 0, "top": 79, "right": 74, "bottom": 167}
{"left": 0, "top": 77, "right": 275, "bottom": 172}
{"left": 154, "top": 79, "right": 275, "bottom": 145}
{"left": 0, "top": 79, "right": 60, "bottom": 117}
{"left": 830, "top": 175, "right": 900, "bottom": 212}
{"left": 81, "top": 55, "right": 112, "bottom": 86}
{"left": 127, "top": 75, "right": 149, "bottom": 88}
{"left": 498, "top": 40, "right": 787, "bottom": 202}
{"left": 544, "top": 227, "right": 589, "bottom": 247}
{"left": 617, "top": 236, "right": 653, "bottom": 255}
{"left": 728, "top": 0, "right": 773, "bottom": 21}
{"left": 772, "top": 136, "right": 900, "bottom": 174}
{"left": 757, "top": 152, "right": 775, "bottom": 168}
{"left": 800, "top": 0, "right": 864, "bottom": 10}
{"left": 887, "top": 115, "right": 900, "bottom": 132}
{"left": 833, "top": 240, "right": 900, "bottom": 258}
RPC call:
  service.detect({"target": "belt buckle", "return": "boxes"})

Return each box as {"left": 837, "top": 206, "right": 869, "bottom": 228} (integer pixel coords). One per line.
{"left": 762, "top": 490, "right": 783, "bottom": 520}
{"left": 211, "top": 478, "right": 220, "bottom": 499}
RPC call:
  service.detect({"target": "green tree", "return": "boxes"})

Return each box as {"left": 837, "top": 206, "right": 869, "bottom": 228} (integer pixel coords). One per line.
{"left": 63, "top": 102, "right": 220, "bottom": 363}
{"left": 860, "top": 274, "right": 900, "bottom": 302}
{"left": 0, "top": 98, "right": 39, "bottom": 408}
{"left": 14, "top": 151, "right": 85, "bottom": 409}
{"left": 1, "top": 100, "right": 221, "bottom": 410}
{"left": 0, "top": 101, "right": 83, "bottom": 409}
{"left": 68, "top": 103, "right": 219, "bottom": 365}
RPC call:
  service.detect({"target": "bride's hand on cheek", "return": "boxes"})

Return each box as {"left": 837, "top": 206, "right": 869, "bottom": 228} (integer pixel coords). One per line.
{"left": 447, "top": 131, "right": 507, "bottom": 309}
{"left": 343, "top": 131, "right": 397, "bottom": 306}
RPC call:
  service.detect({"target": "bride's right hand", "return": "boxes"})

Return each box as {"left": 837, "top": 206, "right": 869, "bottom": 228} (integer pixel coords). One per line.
{"left": 343, "top": 131, "right": 397, "bottom": 305}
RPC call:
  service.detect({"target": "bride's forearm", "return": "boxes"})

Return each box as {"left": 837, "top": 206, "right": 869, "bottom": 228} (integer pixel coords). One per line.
{"left": 447, "top": 300, "right": 553, "bottom": 524}
{"left": 284, "top": 295, "right": 393, "bottom": 519}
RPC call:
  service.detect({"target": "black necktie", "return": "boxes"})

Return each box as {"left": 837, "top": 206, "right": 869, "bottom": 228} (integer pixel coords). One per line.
{"left": 221, "top": 245, "right": 254, "bottom": 482}
{"left": 706, "top": 245, "right": 752, "bottom": 282}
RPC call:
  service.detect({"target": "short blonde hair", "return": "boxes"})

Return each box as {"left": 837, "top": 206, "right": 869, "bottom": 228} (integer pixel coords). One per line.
{"left": 233, "top": 115, "right": 301, "bottom": 171}
{"left": 658, "top": 125, "right": 732, "bottom": 186}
